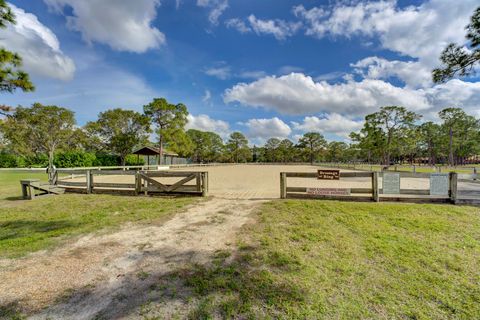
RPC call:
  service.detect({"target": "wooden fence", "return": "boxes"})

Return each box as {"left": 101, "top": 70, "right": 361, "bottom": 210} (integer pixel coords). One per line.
{"left": 56, "top": 169, "right": 208, "bottom": 197}
{"left": 280, "top": 171, "right": 480, "bottom": 204}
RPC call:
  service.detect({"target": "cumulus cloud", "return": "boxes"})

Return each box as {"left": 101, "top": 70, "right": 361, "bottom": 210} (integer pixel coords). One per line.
{"left": 292, "top": 113, "right": 363, "bottom": 138}
{"left": 1, "top": 4, "right": 75, "bottom": 80}
{"left": 2, "top": 61, "right": 158, "bottom": 123}
{"left": 224, "top": 73, "right": 480, "bottom": 117}
{"left": 224, "top": 73, "right": 431, "bottom": 116}
{"left": 197, "top": 0, "right": 228, "bottom": 25}
{"left": 44, "top": 0, "right": 165, "bottom": 53}
{"left": 351, "top": 56, "right": 432, "bottom": 88}
{"left": 243, "top": 117, "right": 292, "bottom": 139}
{"left": 294, "top": 0, "right": 478, "bottom": 66}
{"left": 186, "top": 114, "right": 230, "bottom": 137}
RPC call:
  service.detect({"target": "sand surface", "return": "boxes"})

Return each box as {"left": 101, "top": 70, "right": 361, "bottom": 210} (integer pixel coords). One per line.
{"left": 62, "top": 164, "right": 475, "bottom": 199}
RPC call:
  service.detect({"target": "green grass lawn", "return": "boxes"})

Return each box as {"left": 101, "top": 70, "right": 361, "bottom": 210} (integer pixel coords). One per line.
{"left": 177, "top": 200, "right": 480, "bottom": 319}
{"left": 0, "top": 171, "right": 195, "bottom": 258}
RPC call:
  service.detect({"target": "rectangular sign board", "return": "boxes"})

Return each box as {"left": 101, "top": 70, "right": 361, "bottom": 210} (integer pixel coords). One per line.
{"left": 383, "top": 173, "right": 400, "bottom": 194}
{"left": 317, "top": 170, "right": 340, "bottom": 180}
{"left": 306, "top": 188, "right": 351, "bottom": 196}
{"left": 430, "top": 173, "right": 449, "bottom": 196}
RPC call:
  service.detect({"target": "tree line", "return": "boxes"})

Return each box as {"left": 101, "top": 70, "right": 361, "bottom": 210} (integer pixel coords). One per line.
{"left": 2, "top": 100, "right": 478, "bottom": 169}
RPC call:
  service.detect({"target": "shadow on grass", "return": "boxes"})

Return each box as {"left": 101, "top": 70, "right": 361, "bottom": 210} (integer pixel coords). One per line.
{"left": 32, "top": 245, "right": 305, "bottom": 319}
{"left": 0, "top": 220, "right": 76, "bottom": 241}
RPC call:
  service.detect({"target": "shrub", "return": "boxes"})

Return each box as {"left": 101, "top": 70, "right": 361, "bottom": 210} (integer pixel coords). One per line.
{"left": 0, "top": 153, "right": 25, "bottom": 168}
{"left": 93, "top": 153, "right": 119, "bottom": 166}
{"left": 125, "top": 154, "right": 145, "bottom": 166}
{"left": 54, "top": 151, "right": 96, "bottom": 168}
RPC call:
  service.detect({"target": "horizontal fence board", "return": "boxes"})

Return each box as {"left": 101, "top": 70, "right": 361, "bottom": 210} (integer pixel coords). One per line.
{"left": 57, "top": 181, "right": 87, "bottom": 187}
{"left": 381, "top": 171, "right": 431, "bottom": 178}
{"left": 286, "top": 193, "right": 372, "bottom": 202}
{"left": 91, "top": 170, "right": 137, "bottom": 176}
{"left": 340, "top": 172, "right": 373, "bottom": 178}
{"left": 284, "top": 172, "right": 373, "bottom": 178}
{"left": 458, "top": 190, "right": 480, "bottom": 196}
{"left": 93, "top": 183, "right": 136, "bottom": 188}
{"left": 458, "top": 179, "right": 480, "bottom": 184}
{"left": 458, "top": 174, "right": 479, "bottom": 180}
{"left": 57, "top": 169, "right": 88, "bottom": 174}
{"left": 286, "top": 187, "right": 373, "bottom": 194}
{"left": 379, "top": 196, "right": 450, "bottom": 203}
{"left": 144, "top": 185, "right": 201, "bottom": 193}
{"left": 144, "top": 171, "right": 204, "bottom": 178}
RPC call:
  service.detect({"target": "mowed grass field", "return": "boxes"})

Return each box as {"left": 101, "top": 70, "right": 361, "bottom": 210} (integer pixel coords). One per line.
{"left": 0, "top": 171, "right": 195, "bottom": 258}
{"left": 176, "top": 200, "right": 480, "bottom": 319}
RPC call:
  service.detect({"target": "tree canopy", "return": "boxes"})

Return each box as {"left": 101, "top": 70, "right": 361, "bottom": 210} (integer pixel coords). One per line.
{"left": 86, "top": 109, "right": 150, "bottom": 166}
{"left": 0, "top": 103, "right": 75, "bottom": 170}
{"left": 143, "top": 98, "right": 189, "bottom": 163}
{"left": 0, "top": 0, "right": 34, "bottom": 94}
{"left": 433, "top": 6, "right": 480, "bottom": 83}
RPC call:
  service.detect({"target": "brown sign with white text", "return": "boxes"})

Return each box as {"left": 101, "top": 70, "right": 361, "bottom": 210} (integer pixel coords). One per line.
{"left": 317, "top": 170, "right": 340, "bottom": 180}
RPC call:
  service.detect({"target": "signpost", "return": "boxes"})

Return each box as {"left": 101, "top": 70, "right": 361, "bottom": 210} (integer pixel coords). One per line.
{"left": 383, "top": 172, "right": 400, "bottom": 194}
{"left": 430, "top": 173, "right": 449, "bottom": 196}
{"left": 317, "top": 170, "right": 340, "bottom": 180}
{"left": 306, "top": 188, "right": 351, "bottom": 196}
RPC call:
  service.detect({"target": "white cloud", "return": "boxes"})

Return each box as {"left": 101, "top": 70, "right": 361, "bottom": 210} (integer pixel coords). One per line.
{"left": 292, "top": 113, "right": 363, "bottom": 138}
{"left": 197, "top": 0, "right": 228, "bottom": 25}
{"left": 186, "top": 114, "right": 230, "bottom": 137}
{"left": 204, "top": 65, "right": 231, "bottom": 80}
{"left": 202, "top": 89, "right": 211, "bottom": 102}
{"left": 1, "top": 4, "right": 75, "bottom": 80}
{"left": 225, "top": 18, "right": 251, "bottom": 33}
{"left": 243, "top": 117, "right": 292, "bottom": 139}
{"left": 294, "top": 0, "right": 478, "bottom": 67}
{"left": 2, "top": 60, "right": 158, "bottom": 123}
{"left": 44, "top": 0, "right": 165, "bottom": 53}
{"left": 224, "top": 73, "right": 430, "bottom": 116}
{"left": 247, "top": 15, "right": 302, "bottom": 40}
{"left": 351, "top": 56, "right": 432, "bottom": 88}
{"left": 224, "top": 72, "right": 480, "bottom": 117}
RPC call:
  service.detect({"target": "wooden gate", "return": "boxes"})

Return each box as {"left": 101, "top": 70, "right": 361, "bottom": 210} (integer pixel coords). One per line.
{"left": 137, "top": 171, "right": 208, "bottom": 196}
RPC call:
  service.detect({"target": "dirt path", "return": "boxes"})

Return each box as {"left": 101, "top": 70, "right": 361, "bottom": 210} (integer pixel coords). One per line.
{"left": 0, "top": 197, "right": 263, "bottom": 319}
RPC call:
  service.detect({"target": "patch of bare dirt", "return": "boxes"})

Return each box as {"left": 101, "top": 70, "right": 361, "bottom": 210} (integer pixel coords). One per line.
{"left": 0, "top": 197, "right": 264, "bottom": 319}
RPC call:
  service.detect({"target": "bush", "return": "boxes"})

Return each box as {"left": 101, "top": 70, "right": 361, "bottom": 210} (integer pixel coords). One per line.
{"left": 93, "top": 153, "right": 119, "bottom": 166}
{"left": 125, "top": 154, "right": 145, "bottom": 166}
{"left": 24, "top": 154, "right": 49, "bottom": 168}
{"left": 0, "top": 153, "right": 25, "bottom": 168}
{"left": 54, "top": 151, "right": 96, "bottom": 168}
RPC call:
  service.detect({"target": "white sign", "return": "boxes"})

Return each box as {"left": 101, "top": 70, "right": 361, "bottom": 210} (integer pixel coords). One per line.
{"left": 430, "top": 173, "right": 449, "bottom": 196}
{"left": 383, "top": 173, "right": 400, "bottom": 194}
{"left": 306, "top": 188, "right": 351, "bottom": 196}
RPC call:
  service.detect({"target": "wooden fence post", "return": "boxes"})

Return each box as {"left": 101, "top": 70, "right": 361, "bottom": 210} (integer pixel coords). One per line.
{"left": 372, "top": 172, "right": 379, "bottom": 202}
{"left": 134, "top": 171, "right": 140, "bottom": 195}
{"left": 449, "top": 172, "right": 458, "bottom": 204}
{"left": 86, "top": 170, "right": 92, "bottom": 194}
{"left": 144, "top": 172, "right": 148, "bottom": 196}
{"left": 280, "top": 172, "right": 287, "bottom": 199}
{"left": 201, "top": 172, "right": 209, "bottom": 197}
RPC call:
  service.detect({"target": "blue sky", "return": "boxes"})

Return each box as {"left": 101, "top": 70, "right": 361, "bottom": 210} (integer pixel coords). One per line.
{"left": 2, "top": 0, "right": 480, "bottom": 145}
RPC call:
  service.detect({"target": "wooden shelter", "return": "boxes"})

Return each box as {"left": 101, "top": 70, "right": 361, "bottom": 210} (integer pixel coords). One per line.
{"left": 133, "top": 146, "right": 180, "bottom": 165}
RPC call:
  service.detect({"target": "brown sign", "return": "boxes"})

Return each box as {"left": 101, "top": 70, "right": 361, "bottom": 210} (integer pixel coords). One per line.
{"left": 317, "top": 170, "right": 340, "bottom": 180}
{"left": 307, "top": 188, "right": 351, "bottom": 196}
